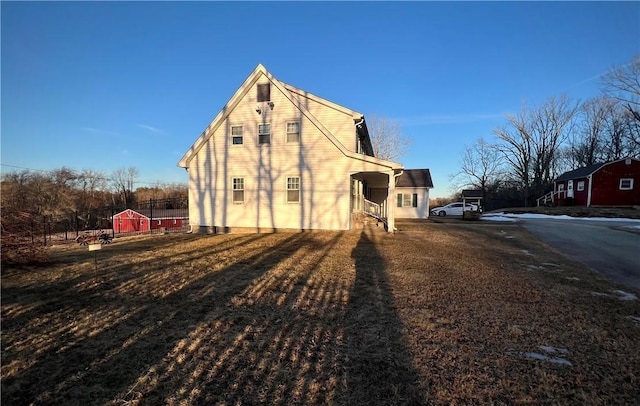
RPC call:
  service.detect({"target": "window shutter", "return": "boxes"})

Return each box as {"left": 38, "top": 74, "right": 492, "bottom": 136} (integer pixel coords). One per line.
{"left": 412, "top": 193, "right": 418, "bottom": 207}
{"left": 397, "top": 194, "right": 403, "bottom": 207}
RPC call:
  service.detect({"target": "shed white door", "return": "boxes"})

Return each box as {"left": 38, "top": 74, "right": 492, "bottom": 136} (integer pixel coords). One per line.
{"left": 567, "top": 180, "right": 574, "bottom": 198}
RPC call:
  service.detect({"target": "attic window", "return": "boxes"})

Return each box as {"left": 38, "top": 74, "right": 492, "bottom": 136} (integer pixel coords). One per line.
{"left": 257, "top": 83, "right": 270, "bottom": 102}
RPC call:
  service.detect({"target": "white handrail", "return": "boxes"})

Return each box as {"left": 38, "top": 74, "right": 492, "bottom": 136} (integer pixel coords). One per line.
{"left": 363, "top": 198, "right": 385, "bottom": 220}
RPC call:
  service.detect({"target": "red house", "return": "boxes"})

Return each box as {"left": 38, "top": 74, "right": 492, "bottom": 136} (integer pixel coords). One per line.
{"left": 548, "top": 157, "right": 640, "bottom": 207}
{"left": 112, "top": 209, "right": 188, "bottom": 234}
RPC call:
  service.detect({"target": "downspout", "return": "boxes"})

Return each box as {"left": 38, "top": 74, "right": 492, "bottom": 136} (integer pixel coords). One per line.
{"left": 586, "top": 174, "right": 593, "bottom": 207}
{"left": 388, "top": 169, "right": 404, "bottom": 232}
{"left": 354, "top": 117, "right": 365, "bottom": 154}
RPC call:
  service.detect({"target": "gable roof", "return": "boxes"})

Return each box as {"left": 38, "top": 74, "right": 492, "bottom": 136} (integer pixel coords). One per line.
{"left": 396, "top": 169, "right": 433, "bottom": 188}
{"left": 113, "top": 209, "right": 150, "bottom": 219}
{"left": 555, "top": 162, "right": 607, "bottom": 182}
{"left": 112, "top": 208, "right": 188, "bottom": 220}
{"left": 555, "top": 157, "right": 640, "bottom": 183}
{"left": 177, "top": 64, "right": 399, "bottom": 170}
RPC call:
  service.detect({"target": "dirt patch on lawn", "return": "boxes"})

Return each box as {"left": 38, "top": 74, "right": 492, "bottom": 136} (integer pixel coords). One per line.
{"left": 2, "top": 223, "right": 639, "bottom": 405}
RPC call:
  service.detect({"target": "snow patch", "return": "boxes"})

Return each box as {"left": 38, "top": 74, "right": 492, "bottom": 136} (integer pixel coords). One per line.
{"left": 628, "top": 316, "right": 640, "bottom": 325}
{"left": 539, "top": 345, "right": 569, "bottom": 354}
{"left": 591, "top": 290, "right": 638, "bottom": 301}
{"left": 565, "top": 277, "right": 580, "bottom": 281}
{"left": 487, "top": 212, "right": 640, "bottom": 223}
{"left": 481, "top": 214, "right": 516, "bottom": 222}
{"left": 612, "top": 290, "right": 638, "bottom": 301}
{"left": 506, "top": 345, "right": 572, "bottom": 366}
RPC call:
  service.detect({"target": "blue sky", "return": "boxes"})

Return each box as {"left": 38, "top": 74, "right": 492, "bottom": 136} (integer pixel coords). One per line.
{"left": 2, "top": 1, "right": 638, "bottom": 198}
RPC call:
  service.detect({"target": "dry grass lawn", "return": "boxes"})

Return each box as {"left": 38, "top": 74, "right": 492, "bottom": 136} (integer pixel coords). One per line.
{"left": 2, "top": 220, "right": 639, "bottom": 405}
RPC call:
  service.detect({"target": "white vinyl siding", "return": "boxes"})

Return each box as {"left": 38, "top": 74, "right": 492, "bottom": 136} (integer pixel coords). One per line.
{"left": 395, "top": 188, "right": 430, "bottom": 219}
{"left": 185, "top": 70, "right": 400, "bottom": 231}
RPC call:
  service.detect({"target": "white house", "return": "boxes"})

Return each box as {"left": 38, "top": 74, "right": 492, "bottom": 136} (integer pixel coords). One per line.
{"left": 395, "top": 169, "right": 434, "bottom": 218}
{"left": 178, "top": 64, "right": 414, "bottom": 233}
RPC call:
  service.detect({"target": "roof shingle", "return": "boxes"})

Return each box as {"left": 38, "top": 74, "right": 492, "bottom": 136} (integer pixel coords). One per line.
{"left": 396, "top": 169, "right": 433, "bottom": 188}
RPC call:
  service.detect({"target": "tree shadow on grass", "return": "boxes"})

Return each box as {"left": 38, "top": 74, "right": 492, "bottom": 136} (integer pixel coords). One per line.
{"left": 2, "top": 229, "right": 428, "bottom": 405}
{"left": 1, "top": 232, "right": 315, "bottom": 405}
{"left": 344, "top": 228, "right": 428, "bottom": 405}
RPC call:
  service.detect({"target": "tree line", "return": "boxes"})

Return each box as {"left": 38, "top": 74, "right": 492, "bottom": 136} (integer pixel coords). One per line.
{"left": 1, "top": 166, "right": 188, "bottom": 220}
{"left": 452, "top": 56, "right": 640, "bottom": 208}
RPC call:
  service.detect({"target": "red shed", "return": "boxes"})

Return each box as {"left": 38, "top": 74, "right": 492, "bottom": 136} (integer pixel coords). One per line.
{"left": 113, "top": 209, "right": 151, "bottom": 233}
{"left": 552, "top": 157, "right": 640, "bottom": 207}
{"left": 137, "top": 209, "right": 188, "bottom": 231}
{"left": 112, "top": 209, "right": 188, "bottom": 234}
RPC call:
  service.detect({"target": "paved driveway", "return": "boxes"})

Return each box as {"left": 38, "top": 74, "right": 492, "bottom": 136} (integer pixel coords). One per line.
{"left": 518, "top": 217, "right": 640, "bottom": 290}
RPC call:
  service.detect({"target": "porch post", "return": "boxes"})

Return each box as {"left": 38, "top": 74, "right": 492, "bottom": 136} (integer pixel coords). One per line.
{"left": 387, "top": 170, "right": 396, "bottom": 232}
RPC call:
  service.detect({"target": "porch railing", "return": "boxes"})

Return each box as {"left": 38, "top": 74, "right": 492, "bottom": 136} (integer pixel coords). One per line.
{"left": 363, "top": 198, "right": 380, "bottom": 218}
{"left": 536, "top": 190, "right": 567, "bottom": 206}
{"left": 363, "top": 198, "right": 388, "bottom": 227}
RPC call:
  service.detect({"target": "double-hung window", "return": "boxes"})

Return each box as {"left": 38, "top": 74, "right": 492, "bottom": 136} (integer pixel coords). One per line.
{"left": 620, "top": 178, "right": 634, "bottom": 190}
{"left": 397, "top": 193, "right": 417, "bottom": 207}
{"left": 287, "top": 177, "right": 300, "bottom": 203}
{"left": 231, "top": 126, "right": 243, "bottom": 145}
{"left": 258, "top": 124, "right": 271, "bottom": 145}
{"left": 286, "top": 121, "right": 300, "bottom": 143}
{"left": 232, "top": 177, "right": 244, "bottom": 203}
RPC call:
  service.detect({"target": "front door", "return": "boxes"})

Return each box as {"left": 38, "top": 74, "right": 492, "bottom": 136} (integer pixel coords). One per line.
{"left": 567, "top": 180, "right": 574, "bottom": 198}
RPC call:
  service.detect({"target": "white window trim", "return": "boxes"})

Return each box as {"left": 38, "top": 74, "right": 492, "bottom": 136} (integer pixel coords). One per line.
{"left": 286, "top": 176, "right": 300, "bottom": 203}
{"left": 577, "top": 181, "right": 585, "bottom": 192}
{"left": 285, "top": 121, "right": 300, "bottom": 144}
{"left": 232, "top": 177, "right": 245, "bottom": 204}
{"left": 230, "top": 125, "right": 244, "bottom": 146}
{"left": 620, "top": 178, "right": 634, "bottom": 190}
{"left": 402, "top": 193, "right": 412, "bottom": 207}
{"left": 397, "top": 193, "right": 417, "bottom": 208}
{"left": 258, "top": 123, "right": 271, "bottom": 145}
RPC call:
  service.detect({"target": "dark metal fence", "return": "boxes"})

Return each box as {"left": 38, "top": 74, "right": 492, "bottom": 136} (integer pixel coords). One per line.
{"left": 1, "top": 198, "right": 189, "bottom": 246}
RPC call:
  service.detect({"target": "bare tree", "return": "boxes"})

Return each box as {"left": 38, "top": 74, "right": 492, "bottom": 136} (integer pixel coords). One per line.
{"left": 111, "top": 166, "right": 139, "bottom": 207}
{"left": 568, "top": 96, "right": 614, "bottom": 167}
{"left": 494, "top": 105, "right": 534, "bottom": 205}
{"left": 494, "top": 96, "right": 578, "bottom": 206}
{"left": 452, "top": 137, "right": 504, "bottom": 200}
{"left": 366, "top": 115, "right": 411, "bottom": 162}
{"left": 602, "top": 55, "right": 640, "bottom": 121}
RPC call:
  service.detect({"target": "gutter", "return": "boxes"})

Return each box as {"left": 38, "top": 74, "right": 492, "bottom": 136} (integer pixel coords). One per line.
{"left": 390, "top": 169, "right": 404, "bottom": 232}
